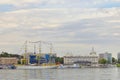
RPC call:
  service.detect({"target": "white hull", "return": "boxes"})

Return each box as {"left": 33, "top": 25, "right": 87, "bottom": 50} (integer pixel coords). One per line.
{"left": 17, "top": 65, "right": 58, "bottom": 69}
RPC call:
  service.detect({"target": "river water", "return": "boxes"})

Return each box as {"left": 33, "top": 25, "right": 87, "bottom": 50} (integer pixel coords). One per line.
{"left": 0, "top": 68, "right": 120, "bottom": 80}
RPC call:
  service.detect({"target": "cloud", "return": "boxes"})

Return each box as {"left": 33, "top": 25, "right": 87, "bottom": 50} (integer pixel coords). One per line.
{"left": 0, "top": 8, "right": 120, "bottom": 38}
{"left": 0, "top": 7, "right": 120, "bottom": 56}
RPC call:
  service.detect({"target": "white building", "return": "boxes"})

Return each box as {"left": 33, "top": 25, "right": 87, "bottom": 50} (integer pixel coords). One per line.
{"left": 64, "top": 56, "right": 98, "bottom": 65}
{"left": 64, "top": 48, "right": 99, "bottom": 66}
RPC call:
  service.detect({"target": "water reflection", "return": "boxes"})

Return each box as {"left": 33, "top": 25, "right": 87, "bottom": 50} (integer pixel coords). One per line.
{"left": 1, "top": 68, "right": 120, "bottom": 80}
{"left": 24, "top": 69, "right": 57, "bottom": 80}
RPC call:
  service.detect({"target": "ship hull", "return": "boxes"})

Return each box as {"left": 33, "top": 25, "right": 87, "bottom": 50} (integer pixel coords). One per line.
{"left": 17, "top": 65, "right": 58, "bottom": 69}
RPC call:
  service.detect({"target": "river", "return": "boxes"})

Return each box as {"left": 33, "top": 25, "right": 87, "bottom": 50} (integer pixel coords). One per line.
{"left": 0, "top": 68, "right": 120, "bottom": 80}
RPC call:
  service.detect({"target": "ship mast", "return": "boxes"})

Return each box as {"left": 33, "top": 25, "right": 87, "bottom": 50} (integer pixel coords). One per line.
{"left": 24, "top": 41, "right": 28, "bottom": 64}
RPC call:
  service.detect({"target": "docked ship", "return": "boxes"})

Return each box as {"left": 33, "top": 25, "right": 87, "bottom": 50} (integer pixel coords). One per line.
{"left": 17, "top": 64, "right": 58, "bottom": 69}
{"left": 17, "top": 41, "right": 58, "bottom": 69}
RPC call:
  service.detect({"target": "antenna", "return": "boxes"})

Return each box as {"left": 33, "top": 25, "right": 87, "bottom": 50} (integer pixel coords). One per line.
{"left": 92, "top": 47, "right": 94, "bottom": 52}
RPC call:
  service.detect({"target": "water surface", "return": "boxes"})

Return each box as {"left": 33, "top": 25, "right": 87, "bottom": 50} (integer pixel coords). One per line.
{"left": 0, "top": 68, "right": 120, "bottom": 80}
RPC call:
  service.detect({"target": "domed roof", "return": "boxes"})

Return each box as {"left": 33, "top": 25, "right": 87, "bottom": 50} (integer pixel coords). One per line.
{"left": 90, "top": 47, "right": 96, "bottom": 56}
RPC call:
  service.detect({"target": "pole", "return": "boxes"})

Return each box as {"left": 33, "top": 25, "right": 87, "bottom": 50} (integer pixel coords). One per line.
{"left": 38, "top": 41, "right": 41, "bottom": 65}
{"left": 34, "top": 44, "right": 36, "bottom": 54}
{"left": 24, "top": 41, "right": 28, "bottom": 64}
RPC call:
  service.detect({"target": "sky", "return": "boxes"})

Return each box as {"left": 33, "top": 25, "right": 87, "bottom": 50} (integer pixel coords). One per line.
{"left": 0, "top": 0, "right": 120, "bottom": 57}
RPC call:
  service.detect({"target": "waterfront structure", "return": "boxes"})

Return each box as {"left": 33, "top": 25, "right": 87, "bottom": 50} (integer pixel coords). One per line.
{"left": 99, "top": 52, "right": 112, "bottom": 64}
{"left": 64, "top": 55, "right": 98, "bottom": 66}
{"left": 0, "top": 57, "right": 18, "bottom": 64}
{"left": 64, "top": 48, "right": 98, "bottom": 66}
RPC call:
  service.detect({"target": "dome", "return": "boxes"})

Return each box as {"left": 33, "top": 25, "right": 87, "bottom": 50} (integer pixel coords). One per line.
{"left": 89, "top": 47, "right": 96, "bottom": 56}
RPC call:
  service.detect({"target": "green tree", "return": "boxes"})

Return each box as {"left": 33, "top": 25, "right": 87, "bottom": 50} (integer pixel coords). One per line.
{"left": 0, "top": 51, "right": 22, "bottom": 59}
{"left": 0, "top": 52, "right": 10, "bottom": 57}
{"left": 99, "top": 58, "right": 107, "bottom": 64}
{"left": 112, "top": 57, "right": 117, "bottom": 64}
{"left": 55, "top": 57, "right": 63, "bottom": 64}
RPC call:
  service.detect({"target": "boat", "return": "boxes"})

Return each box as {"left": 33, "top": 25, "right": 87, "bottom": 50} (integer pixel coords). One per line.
{"left": 18, "top": 40, "right": 58, "bottom": 70}
{"left": 58, "top": 64, "right": 81, "bottom": 69}
{"left": 0, "top": 65, "right": 3, "bottom": 69}
{"left": 0, "top": 64, "right": 16, "bottom": 69}
{"left": 16, "top": 64, "right": 58, "bottom": 69}
{"left": 7, "top": 64, "right": 16, "bottom": 69}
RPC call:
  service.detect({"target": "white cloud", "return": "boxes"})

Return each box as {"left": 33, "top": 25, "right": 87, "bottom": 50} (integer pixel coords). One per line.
{"left": 0, "top": 7, "right": 120, "bottom": 56}
{"left": 113, "top": 33, "right": 120, "bottom": 36}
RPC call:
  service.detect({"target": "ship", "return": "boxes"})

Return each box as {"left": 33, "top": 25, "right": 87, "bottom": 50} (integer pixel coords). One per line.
{"left": 17, "top": 41, "right": 58, "bottom": 69}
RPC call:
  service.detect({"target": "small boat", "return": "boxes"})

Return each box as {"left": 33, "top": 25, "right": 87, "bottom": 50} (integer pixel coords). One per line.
{"left": 0, "top": 66, "right": 3, "bottom": 69}
{"left": 58, "top": 64, "right": 68, "bottom": 69}
{"left": 0, "top": 64, "right": 16, "bottom": 69}
{"left": 7, "top": 64, "right": 16, "bottom": 69}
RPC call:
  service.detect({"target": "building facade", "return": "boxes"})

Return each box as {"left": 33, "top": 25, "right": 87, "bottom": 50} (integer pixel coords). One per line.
{"left": 64, "top": 48, "right": 99, "bottom": 66}
{"left": 99, "top": 52, "right": 112, "bottom": 64}
{"left": 64, "top": 55, "right": 98, "bottom": 66}
{"left": 117, "top": 52, "right": 120, "bottom": 62}
{"left": 0, "top": 57, "right": 18, "bottom": 64}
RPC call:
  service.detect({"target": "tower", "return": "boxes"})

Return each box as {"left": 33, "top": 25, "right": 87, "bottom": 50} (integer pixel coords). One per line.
{"left": 90, "top": 47, "right": 96, "bottom": 56}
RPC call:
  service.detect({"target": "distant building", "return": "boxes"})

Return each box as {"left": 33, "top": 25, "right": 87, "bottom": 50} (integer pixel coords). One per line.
{"left": 64, "top": 48, "right": 98, "bottom": 66}
{"left": 99, "top": 52, "right": 112, "bottom": 64}
{"left": 117, "top": 52, "right": 120, "bottom": 61}
{"left": 0, "top": 57, "right": 18, "bottom": 65}
{"left": 64, "top": 55, "right": 98, "bottom": 66}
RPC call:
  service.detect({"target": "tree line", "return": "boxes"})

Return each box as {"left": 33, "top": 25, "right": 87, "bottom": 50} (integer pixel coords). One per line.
{"left": 0, "top": 52, "right": 22, "bottom": 59}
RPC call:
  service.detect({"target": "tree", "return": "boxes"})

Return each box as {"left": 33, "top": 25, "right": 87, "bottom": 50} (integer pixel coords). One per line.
{"left": 55, "top": 57, "right": 63, "bottom": 64}
{"left": 0, "top": 52, "right": 10, "bottom": 57}
{"left": 99, "top": 58, "right": 107, "bottom": 64}
{"left": 0, "top": 51, "right": 22, "bottom": 58}
{"left": 112, "top": 57, "right": 117, "bottom": 64}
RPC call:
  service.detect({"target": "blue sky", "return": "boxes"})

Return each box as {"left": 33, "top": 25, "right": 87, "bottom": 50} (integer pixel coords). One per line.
{"left": 0, "top": 0, "right": 120, "bottom": 57}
